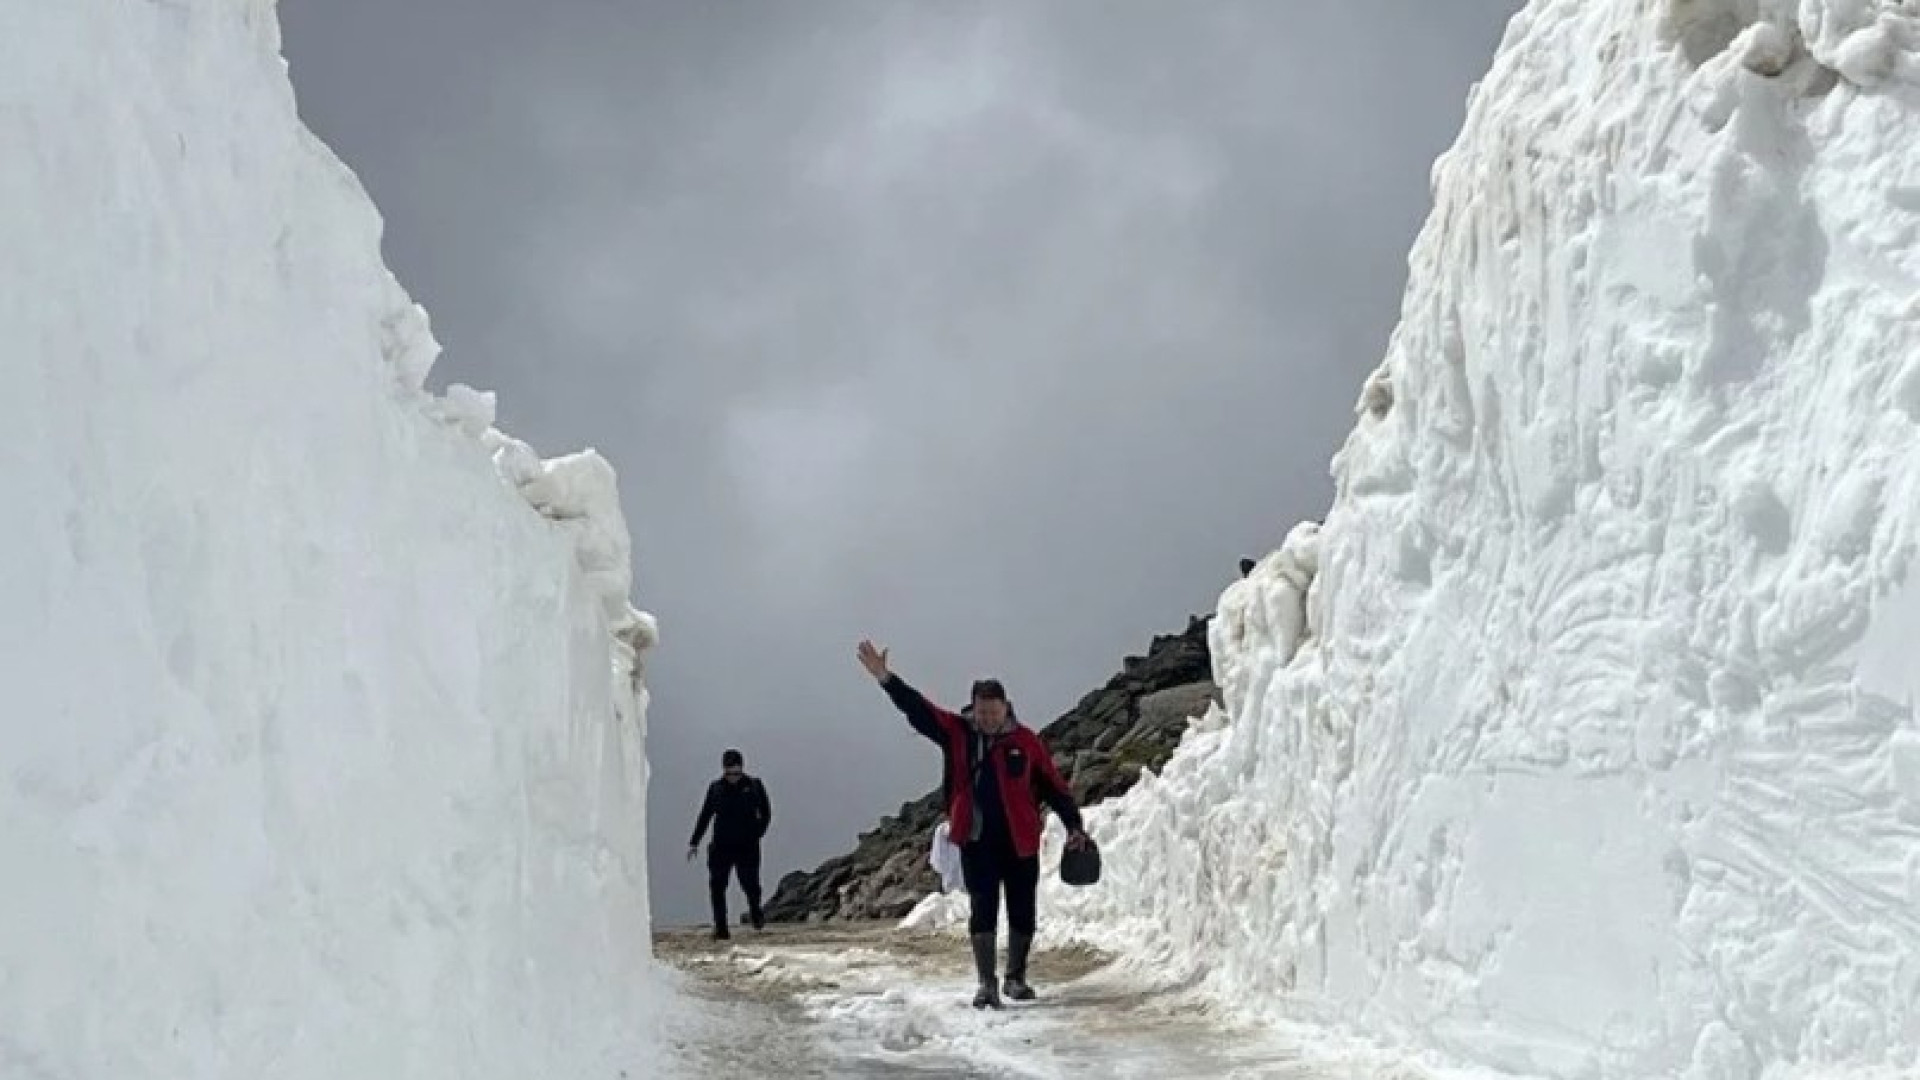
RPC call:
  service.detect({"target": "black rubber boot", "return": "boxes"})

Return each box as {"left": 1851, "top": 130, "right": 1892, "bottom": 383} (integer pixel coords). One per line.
{"left": 710, "top": 897, "right": 730, "bottom": 940}
{"left": 969, "top": 933, "right": 1002, "bottom": 1009}
{"left": 1002, "top": 933, "right": 1034, "bottom": 1001}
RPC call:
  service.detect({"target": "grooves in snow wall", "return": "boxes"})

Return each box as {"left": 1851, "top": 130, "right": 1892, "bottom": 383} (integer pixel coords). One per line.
{"left": 0, "top": 2, "right": 667, "bottom": 1076}
{"left": 1028, "top": 1, "right": 1920, "bottom": 1077}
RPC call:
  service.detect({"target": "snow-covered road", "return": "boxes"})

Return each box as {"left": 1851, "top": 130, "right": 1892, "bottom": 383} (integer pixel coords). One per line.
{"left": 654, "top": 923, "right": 1467, "bottom": 1079}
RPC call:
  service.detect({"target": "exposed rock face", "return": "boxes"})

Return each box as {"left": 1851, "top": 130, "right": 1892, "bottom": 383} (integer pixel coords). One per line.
{"left": 763, "top": 615, "right": 1215, "bottom": 923}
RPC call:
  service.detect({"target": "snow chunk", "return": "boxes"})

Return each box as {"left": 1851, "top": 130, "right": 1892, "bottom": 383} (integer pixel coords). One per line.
{"left": 377, "top": 287, "right": 440, "bottom": 391}
{"left": 1737, "top": 19, "right": 1800, "bottom": 75}
{"left": 1357, "top": 365, "right": 1396, "bottom": 419}
{"left": 1798, "top": 1, "right": 1920, "bottom": 87}
{"left": 1211, "top": 522, "right": 1320, "bottom": 720}
{"left": 426, "top": 382, "right": 497, "bottom": 437}
{"left": 1664, "top": 0, "right": 1766, "bottom": 67}
{"left": 484, "top": 429, "right": 546, "bottom": 486}
{"left": 514, "top": 449, "right": 641, "bottom": 629}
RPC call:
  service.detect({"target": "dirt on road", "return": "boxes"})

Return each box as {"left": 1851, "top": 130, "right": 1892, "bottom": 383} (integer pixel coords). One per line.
{"left": 653, "top": 919, "right": 1113, "bottom": 1002}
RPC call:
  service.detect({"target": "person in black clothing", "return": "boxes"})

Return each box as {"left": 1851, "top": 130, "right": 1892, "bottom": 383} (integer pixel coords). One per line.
{"left": 856, "top": 639, "right": 1090, "bottom": 1008}
{"left": 1239, "top": 557, "right": 1256, "bottom": 577}
{"left": 687, "top": 748, "right": 772, "bottom": 940}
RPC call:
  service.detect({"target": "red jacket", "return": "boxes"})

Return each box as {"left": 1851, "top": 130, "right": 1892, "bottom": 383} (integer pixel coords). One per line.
{"left": 881, "top": 674, "right": 1083, "bottom": 858}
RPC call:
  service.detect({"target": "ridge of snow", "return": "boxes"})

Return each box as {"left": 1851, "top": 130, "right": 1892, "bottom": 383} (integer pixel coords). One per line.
{"left": 916, "top": 1, "right": 1920, "bottom": 1077}
{"left": 0, "top": 1, "right": 673, "bottom": 1075}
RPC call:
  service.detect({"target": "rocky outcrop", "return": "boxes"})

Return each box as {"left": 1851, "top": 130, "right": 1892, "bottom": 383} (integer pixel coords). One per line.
{"left": 763, "top": 615, "right": 1216, "bottom": 923}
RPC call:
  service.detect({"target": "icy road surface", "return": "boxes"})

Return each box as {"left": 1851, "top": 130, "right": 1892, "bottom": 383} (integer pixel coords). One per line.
{"left": 654, "top": 921, "right": 1483, "bottom": 1079}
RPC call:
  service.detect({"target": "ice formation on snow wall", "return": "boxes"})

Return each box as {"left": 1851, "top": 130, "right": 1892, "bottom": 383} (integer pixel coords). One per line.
{"left": 1034, "top": 2, "right": 1920, "bottom": 1077}
{"left": 0, "top": 1, "right": 666, "bottom": 1076}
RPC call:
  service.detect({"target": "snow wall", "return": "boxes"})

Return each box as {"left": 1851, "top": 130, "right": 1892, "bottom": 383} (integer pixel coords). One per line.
{"left": 1025, "top": 2, "right": 1920, "bottom": 1078}
{"left": 0, "top": 1, "right": 672, "bottom": 1075}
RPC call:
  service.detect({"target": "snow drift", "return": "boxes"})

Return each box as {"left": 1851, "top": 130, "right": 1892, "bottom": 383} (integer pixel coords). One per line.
{"left": 1005, "top": 2, "right": 1920, "bottom": 1077}
{"left": 0, "top": 1, "right": 670, "bottom": 1076}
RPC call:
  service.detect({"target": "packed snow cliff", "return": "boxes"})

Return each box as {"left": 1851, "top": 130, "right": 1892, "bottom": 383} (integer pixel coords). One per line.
{"left": 0, "top": 1, "right": 668, "bottom": 1076}
{"left": 927, "top": 2, "right": 1920, "bottom": 1078}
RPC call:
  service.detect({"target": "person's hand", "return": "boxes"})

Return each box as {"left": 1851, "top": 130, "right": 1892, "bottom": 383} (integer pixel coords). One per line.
{"left": 1066, "top": 829, "right": 1091, "bottom": 851}
{"left": 686, "top": 845, "right": 698, "bottom": 862}
{"left": 856, "top": 639, "right": 891, "bottom": 681}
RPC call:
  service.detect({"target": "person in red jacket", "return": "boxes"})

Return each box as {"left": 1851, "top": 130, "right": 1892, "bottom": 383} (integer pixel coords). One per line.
{"left": 857, "top": 639, "right": 1091, "bottom": 1008}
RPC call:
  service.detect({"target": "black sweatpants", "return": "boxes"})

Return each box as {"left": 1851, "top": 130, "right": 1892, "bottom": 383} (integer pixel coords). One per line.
{"left": 707, "top": 841, "right": 763, "bottom": 928}
{"left": 960, "top": 828, "right": 1039, "bottom": 936}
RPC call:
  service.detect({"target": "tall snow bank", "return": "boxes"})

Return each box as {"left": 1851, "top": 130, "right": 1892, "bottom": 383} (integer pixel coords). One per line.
{"left": 0, "top": 1, "right": 671, "bottom": 1075}
{"left": 1028, "top": 1, "right": 1920, "bottom": 1077}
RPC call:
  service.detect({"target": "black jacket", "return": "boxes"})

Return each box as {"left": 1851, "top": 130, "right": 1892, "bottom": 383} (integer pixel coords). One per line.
{"left": 690, "top": 775, "right": 772, "bottom": 848}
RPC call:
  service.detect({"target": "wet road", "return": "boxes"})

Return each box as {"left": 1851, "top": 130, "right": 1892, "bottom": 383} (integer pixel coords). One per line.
{"left": 651, "top": 922, "right": 1425, "bottom": 1079}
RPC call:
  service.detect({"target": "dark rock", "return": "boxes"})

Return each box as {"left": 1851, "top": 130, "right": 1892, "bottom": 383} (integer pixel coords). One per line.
{"left": 765, "top": 613, "right": 1215, "bottom": 922}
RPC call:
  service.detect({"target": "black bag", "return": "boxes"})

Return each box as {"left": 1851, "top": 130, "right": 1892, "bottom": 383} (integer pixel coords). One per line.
{"left": 1059, "top": 836, "right": 1101, "bottom": 887}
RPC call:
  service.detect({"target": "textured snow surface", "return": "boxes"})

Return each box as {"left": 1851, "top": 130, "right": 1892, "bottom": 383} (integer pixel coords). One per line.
{"left": 0, "top": 1, "right": 673, "bottom": 1075}
{"left": 953, "top": 1, "right": 1920, "bottom": 1077}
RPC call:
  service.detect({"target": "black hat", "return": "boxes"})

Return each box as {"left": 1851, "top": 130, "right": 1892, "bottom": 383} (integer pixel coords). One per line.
{"left": 721, "top": 748, "right": 743, "bottom": 768}
{"left": 969, "top": 678, "right": 1007, "bottom": 701}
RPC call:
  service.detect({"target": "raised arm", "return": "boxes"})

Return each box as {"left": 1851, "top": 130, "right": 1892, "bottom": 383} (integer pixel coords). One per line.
{"left": 858, "top": 639, "right": 961, "bottom": 745}
{"left": 880, "top": 672, "right": 957, "bottom": 744}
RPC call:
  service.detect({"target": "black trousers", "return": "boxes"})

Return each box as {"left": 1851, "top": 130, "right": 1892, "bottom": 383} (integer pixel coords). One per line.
{"left": 707, "top": 841, "right": 763, "bottom": 928}
{"left": 960, "top": 828, "right": 1039, "bottom": 936}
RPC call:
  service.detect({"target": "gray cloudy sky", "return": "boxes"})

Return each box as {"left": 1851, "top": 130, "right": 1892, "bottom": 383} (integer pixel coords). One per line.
{"left": 279, "top": 0, "right": 1519, "bottom": 925}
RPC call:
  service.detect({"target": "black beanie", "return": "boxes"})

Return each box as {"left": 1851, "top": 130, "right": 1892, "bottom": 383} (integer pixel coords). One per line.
{"left": 722, "top": 748, "right": 743, "bottom": 767}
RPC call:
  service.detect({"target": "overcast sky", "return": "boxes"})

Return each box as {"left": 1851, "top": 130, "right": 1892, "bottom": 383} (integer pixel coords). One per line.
{"left": 279, "top": 0, "right": 1519, "bottom": 925}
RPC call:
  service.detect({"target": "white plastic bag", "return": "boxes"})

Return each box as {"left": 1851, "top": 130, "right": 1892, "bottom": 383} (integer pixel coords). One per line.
{"left": 929, "top": 820, "right": 965, "bottom": 893}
